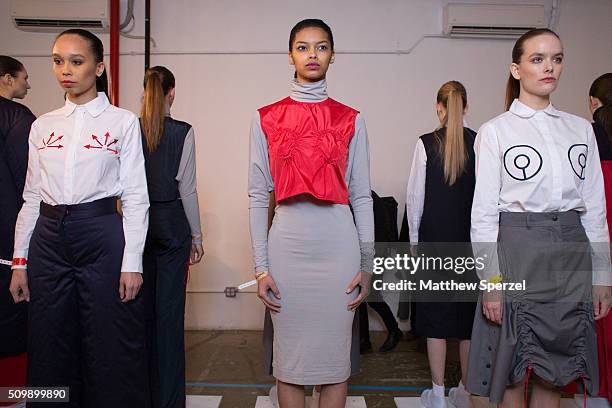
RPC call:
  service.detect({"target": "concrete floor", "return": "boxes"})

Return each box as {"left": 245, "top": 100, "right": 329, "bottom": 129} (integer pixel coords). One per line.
{"left": 184, "top": 331, "right": 590, "bottom": 407}
{"left": 185, "top": 330, "right": 463, "bottom": 408}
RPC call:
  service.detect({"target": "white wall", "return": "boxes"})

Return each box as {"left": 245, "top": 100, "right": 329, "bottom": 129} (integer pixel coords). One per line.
{"left": 2, "top": 0, "right": 612, "bottom": 329}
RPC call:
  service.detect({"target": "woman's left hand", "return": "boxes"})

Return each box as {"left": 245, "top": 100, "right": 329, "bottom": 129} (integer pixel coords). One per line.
{"left": 119, "top": 272, "right": 143, "bottom": 303}
{"left": 593, "top": 285, "right": 612, "bottom": 320}
{"left": 190, "top": 243, "right": 204, "bottom": 264}
{"left": 346, "top": 271, "right": 371, "bottom": 311}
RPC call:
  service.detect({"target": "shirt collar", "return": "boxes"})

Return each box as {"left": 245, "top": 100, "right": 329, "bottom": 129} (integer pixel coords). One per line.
{"left": 63, "top": 92, "right": 110, "bottom": 117}
{"left": 509, "top": 98, "right": 561, "bottom": 118}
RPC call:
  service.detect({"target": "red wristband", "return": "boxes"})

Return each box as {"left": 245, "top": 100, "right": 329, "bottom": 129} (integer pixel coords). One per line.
{"left": 12, "top": 258, "right": 27, "bottom": 266}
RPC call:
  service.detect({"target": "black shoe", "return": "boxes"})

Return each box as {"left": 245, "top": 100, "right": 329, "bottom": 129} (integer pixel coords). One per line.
{"left": 379, "top": 330, "right": 402, "bottom": 353}
{"left": 360, "top": 339, "right": 372, "bottom": 354}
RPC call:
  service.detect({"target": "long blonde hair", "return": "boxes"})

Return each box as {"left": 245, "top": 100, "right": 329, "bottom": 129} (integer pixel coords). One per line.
{"left": 141, "top": 66, "right": 175, "bottom": 152}
{"left": 435, "top": 80, "right": 468, "bottom": 185}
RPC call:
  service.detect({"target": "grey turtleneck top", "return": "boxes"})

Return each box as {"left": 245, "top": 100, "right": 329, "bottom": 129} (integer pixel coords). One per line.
{"left": 161, "top": 107, "right": 202, "bottom": 244}
{"left": 248, "top": 79, "right": 375, "bottom": 274}
{"left": 175, "top": 125, "right": 202, "bottom": 244}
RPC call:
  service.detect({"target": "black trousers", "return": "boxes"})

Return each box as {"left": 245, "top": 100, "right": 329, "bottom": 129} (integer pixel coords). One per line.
{"left": 0, "top": 187, "right": 27, "bottom": 358}
{"left": 143, "top": 200, "right": 190, "bottom": 408}
{"left": 0, "top": 262, "right": 26, "bottom": 357}
{"left": 27, "top": 198, "right": 146, "bottom": 408}
{"left": 358, "top": 301, "right": 399, "bottom": 343}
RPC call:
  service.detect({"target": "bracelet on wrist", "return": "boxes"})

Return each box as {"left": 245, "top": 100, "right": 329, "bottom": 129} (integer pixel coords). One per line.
{"left": 12, "top": 258, "right": 27, "bottom": 267}
{"left": 488, "top": 274, "right": 503, "bottom": 284}
{"left": 255, "top": 271, "right": 269, "bottom": 281}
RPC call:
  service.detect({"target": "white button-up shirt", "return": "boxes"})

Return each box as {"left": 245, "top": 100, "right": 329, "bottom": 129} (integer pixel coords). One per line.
{"left": 471, "top": 99, "right": 611, "bottom": 284}
{"left": 406, "top": 139, "right": 427, "bottom": 245}
{"left": 13, "top": 92, "right": 149, "bottom": 272}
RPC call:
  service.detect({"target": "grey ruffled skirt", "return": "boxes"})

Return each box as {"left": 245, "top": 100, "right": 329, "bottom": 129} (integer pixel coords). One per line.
{"left": 467, "top": 211, "right": 598, "bottom": 404}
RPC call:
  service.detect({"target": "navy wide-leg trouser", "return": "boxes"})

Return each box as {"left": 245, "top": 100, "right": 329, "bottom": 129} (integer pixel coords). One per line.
{"left": 26, "top": 198, "right": 146, "bottom": 408}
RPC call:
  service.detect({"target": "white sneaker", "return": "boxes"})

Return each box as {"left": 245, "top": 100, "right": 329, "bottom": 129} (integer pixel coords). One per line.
{"left": 269, "top": 385, "right": 278, "bottom": 408}
{"left": 421, "top": 389, "right": 448, "bottom": 408}
{"left": 448, "top": 387, "right": 472, "bottom": 408}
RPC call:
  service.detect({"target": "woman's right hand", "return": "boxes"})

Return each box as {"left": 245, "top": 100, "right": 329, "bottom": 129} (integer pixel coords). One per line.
{"left": 593, "top": 285, "right": 612, "bottom": 320}
{"left": 9, "top": 269, "right": 30, "bottom": 303}
{"left": 190, "top": 243, "right": 204, "bottom": 264}
{"left": 482, "top": 289, "right": 502, "bottom": 325}
{"left": 257, "top": 273, "right": 281, "bottom": 313}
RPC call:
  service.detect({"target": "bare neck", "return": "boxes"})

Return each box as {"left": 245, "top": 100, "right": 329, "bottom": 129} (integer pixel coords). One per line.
{"left": 518, "top": 89, "right": 550, "bottom": 111}
{"left": 67, "top": 88, "right": 98, "bottom": 105}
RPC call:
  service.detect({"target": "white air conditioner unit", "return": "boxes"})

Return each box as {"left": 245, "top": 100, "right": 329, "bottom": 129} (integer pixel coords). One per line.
{"left": 11, "top": 0, "right": 110, "bottom": 33}
{"left": 443, "top": 3, "right": 547, "bottom": 38}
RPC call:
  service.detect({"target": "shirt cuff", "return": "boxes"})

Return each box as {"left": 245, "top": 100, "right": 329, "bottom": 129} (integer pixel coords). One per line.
{"left": 592, "top": 256, "right": 612, "bottom": 286}
{"left": 408, "top": 221, "right": 420, "bottom": 244}
{"left": 121, "top": 252, "right": 143, "bottom": 273}
{"left": 12, "top": 250, "right": 28, "bottom": 259}
{"left": 471, "top": 242, "right": 501, "bottom": 281}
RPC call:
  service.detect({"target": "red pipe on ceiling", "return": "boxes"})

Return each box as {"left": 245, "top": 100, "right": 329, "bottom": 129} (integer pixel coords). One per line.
{"left": 109, "top": 0, "right": 120, "bottom": 106}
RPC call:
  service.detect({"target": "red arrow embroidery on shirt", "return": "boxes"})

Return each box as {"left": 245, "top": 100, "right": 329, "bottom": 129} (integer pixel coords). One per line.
{"left": 85, "top": 133, "right": 104, "bottom": 150}
{"left": 47, "top": 135, "right": 63, "bottom": 146}
{"left": 84, "top": 132, "right": 117, "bottom": 153}
{"left": 39, "top": 132, "right": 63, "bottom": 150}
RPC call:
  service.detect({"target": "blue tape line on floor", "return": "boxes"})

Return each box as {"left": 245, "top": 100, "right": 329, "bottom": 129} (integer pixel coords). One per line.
{"left": 349, "top": 385, "right": 427, "bottom": 391}
{"left": 187, "top": 383, "right": 271, "bottom": 389}
{"left": 186, "top": 382, "right": 427, "bottom": 391}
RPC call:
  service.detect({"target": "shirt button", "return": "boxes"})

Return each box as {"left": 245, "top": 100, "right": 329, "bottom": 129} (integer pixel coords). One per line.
{"left": 482, "top": 381, "right": 488, "bottom": 385}
{"left": 552, "top": 215, "right": 558, "bottom": 221}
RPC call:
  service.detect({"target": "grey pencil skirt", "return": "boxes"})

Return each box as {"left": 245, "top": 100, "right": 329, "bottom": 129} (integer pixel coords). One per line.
{"left": 267, "top": 195, "right": 360, "bottom": 385}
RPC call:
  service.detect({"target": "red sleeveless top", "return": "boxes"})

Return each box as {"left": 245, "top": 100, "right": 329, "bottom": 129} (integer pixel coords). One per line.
{"left": 258, "top": 97, "right": 358, "bottom": 204}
